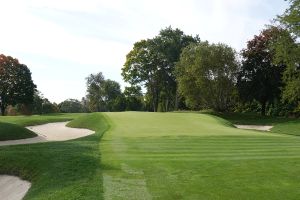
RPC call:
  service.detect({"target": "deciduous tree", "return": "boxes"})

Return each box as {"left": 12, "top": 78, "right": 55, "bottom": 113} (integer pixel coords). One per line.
{"left": 0, "top": 54, "right": 36, "bottom": 115}
{"left": 59, "top": 99, "right": 84, "bottom": 113}
{"left": 122, "top": 27, "right": 199, "bottom": 112}
{"left": 176, "top": 42, "right": 239, "bottom": 111}
{"left": 275, "top": 0, "right": 300, "bottom": 113}
{"left": 86, "top": 72, "right": 124, "bottom": 112}
{"left": 238, "top": 27, "right": 287, "bottom": 116}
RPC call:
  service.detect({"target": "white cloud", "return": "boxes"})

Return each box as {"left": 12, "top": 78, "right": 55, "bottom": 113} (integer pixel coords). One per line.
{"left": 0, "top": 0, "right": 288, "bottom": 102}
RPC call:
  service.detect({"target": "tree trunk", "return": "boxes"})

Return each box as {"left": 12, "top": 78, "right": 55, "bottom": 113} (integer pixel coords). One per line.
{"left": 0, "top": 104, "right": 5, "bottom": 116}
{"left": 261, "top": 101, "right": 266, "bottom": 116}
{"left": 175, "top": 91, "right": 179, "bottom": 111}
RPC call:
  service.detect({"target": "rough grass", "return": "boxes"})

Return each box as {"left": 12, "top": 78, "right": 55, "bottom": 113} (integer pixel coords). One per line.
{"left": 0, "top": 113, "right": 108, "bottom": 199}
{"left": 213, "top": 112, "right": 300, "bottom": 136}
{"left": 0, "top": 113, "right": 86, "bottom": 127}
{"left": 0, "top": 122, "right": 37, "bottom": 141}
{"left": 0, "top": 113, "right": 86, "bottom": 141}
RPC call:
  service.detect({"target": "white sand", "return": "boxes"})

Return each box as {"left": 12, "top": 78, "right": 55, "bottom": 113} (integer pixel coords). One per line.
{"left": 26, "top": 121, "right": 94, "bottom": 141}
{"left": 0, "top": 121, "right": 94, "bottom": 146}
{"left": 235, "top": 124, "right": 273, "bottom": 131}
{"left": 0, "top": 175, "right": 31, "bottom": 200}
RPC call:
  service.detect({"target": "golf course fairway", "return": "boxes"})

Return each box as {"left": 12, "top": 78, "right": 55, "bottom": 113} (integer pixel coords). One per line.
{"left": 1, "top": 112, "right": 300, "bottom": 199}
{"left": 101, "top": 112, "right": 300, "bottom": 199}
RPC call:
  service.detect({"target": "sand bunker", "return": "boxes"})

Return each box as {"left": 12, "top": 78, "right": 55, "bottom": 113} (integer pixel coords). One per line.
{"left": 0, "top": 121, "right": 94, "bottom": 146}
{"left": 0, "top": 122, "right": 94, "bottom": 199}
{"left": 235, "top": 124, "right": 273, "bottom": 131}
{"left": 0, "top": 175, "right": 31, "bottom": 200}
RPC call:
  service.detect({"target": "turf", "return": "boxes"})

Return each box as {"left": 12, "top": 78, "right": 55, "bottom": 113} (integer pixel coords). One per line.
{"left": 0, "top": 113, "right": 108, "bottom": 199}
{"left": 0, "top": 122, "right": 37, "bottom": 141}
{"left": 1, "top": 112, "right": 300, "bottom": 199}
{"left": 0, "top": 113, "right": 86, "bottom": 126}
{"left": 101, "top": 112, "right": 300, "bottom": 199}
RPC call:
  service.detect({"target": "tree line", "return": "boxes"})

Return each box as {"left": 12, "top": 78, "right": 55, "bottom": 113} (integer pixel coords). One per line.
{"left": 0, "top": 0, "right": 299, "bottom": 116}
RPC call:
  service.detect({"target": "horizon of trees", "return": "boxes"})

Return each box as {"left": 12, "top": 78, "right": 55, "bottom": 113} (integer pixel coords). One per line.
{"left": 1, "top": 0, "right": 299, "bottom": 116}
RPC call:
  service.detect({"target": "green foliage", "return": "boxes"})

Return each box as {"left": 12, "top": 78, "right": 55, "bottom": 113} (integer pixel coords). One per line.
{"left": 238, "top": 27, "right": 287, "bottom": 116}
{"left": 59, "top": 99, "right": 84, "bottom": 113}
{"left": 279, "top": 0, "right": 300, "bottom": 37}
{"left": 124, "top": 86, "right": 144, "bottom": 111}
{"left": 0, "top": 54, "right": 36, "bottom": 115}
{"left": 122, "top": 26, "right": 199, "bottom": 112}
{"left": 176, "top": 42, "right": 239, "bottom": 111}
{"left": 86, "top": 72, "right": 125, "bottom": 112}
{"left": 86, "top": 72, "right": 106, "bottom": 111}
{"left": 275, "top": 1, "right": 300, "bottom": 115}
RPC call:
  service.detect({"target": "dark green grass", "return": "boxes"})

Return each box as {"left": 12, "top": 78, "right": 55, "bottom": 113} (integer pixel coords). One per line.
{"left": 212, "top": 112, "right": 300, "bottom": 136}
{"left": 101, "top": 112, "right": 300, "bottom": 199}
{"left": 0, "top": 122, "right": 37, "bottom": 141}
{"left": 0, "top": 113, "right": 86, "bottom": 126}
{"left": 204, "top": 112, "right": 291, "bottom": 125}
{"left": 0, "top": 113, "right": 108, "bottom": 199}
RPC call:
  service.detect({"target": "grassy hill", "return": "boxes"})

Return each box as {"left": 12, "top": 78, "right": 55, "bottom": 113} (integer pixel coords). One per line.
{"left": 0, "top": 122, "right": 37, "bottom": 141}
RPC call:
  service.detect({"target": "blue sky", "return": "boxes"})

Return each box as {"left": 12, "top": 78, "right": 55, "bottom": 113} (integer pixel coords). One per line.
{"left": 0, "top": 0, "right": 288, "bottom": 103}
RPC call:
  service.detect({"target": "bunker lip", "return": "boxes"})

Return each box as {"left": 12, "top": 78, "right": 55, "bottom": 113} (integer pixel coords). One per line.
{"left": 0, "top": 122, "right": 94, "bottom": 199}
{"left": 0, "top": 175, "right": 31, "bottom": 200}
{"left": 0, "top": 121, "right": 94, "bottom": 146}
{"left": 234, "top": 124, "right": 273, "bottom": 131}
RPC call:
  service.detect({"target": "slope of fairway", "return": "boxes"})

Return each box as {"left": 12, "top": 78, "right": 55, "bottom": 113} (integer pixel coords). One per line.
{"left": 101, "top": 112, "right": 300, "bottom": 200}
{"left": 105, "top": 112, "right": 281, "bottom": 137}
{"left": 0, "top": 113, "right": 85, "bottom": 127}
{"left": 0, "top": 122, "right": 37, "bottom": 141}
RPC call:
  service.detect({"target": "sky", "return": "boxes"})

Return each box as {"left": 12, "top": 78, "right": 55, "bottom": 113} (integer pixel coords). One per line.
{"left": 0, "top": 0, "right": 288, "bottom": 103}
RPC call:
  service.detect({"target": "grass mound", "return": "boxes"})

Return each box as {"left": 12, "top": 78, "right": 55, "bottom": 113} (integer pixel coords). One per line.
{"left": 0, "top": 113, "right": 109, "bottom": 199}
{"left": 0, "top": 122, "right": 37, "bottom": 141}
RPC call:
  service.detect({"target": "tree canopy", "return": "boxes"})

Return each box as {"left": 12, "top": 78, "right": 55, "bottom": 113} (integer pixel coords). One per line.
{"left": 279, "top": 0, "right": 300, "bottom": 37}
{"left": 85, "top": 72, "right": 125, "bottom": 112}
{"left": 122, "top": 27, "right": 199, "bottom": 112}
{"left": 275, "top": 0, "right": 300, "bottom": 114}
{"left": 59, "top": 99, "right": 84, "bottom": 113}
{"left": 0, "top": 54, "right": 36, "bottom": 115}
{"left": 237, "top": 27, "right": 288, "bottom": 116}
{"left": 176, "top": 42, "right": 239, "bottom": 111}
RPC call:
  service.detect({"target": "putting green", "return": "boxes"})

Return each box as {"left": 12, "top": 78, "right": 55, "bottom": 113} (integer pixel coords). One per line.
{"left": 101, "top": 112, "right": 300, "bottom": 199}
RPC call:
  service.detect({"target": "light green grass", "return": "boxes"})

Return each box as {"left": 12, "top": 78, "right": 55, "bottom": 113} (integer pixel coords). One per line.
{"left": 1, "top": 112, "right": 300, "bottom": 199}
{"left": 101, "top": 112, "right": 300, "bottom": 199}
